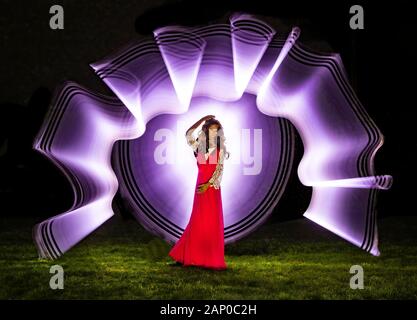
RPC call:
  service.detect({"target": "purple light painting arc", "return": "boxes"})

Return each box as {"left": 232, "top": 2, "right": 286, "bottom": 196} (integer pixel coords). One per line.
{"left": 89, "top": 37, "right": 184, "bottom": 130}
{"left": 230, "top": 13, "right": 276, "bottom": 98}
{"left": 255, "top": 35, "right": 393, "bottom": 255}
{"left": 33, "top": 13, "right": 392, "bottom": 259}
{"left": 32, "top": 81, "right": 141, "bottom": 259}
{"left": 191, "top": 23, "right": 238, "bottom": 101}
{"left": 154, "top": 26, "right": 206, "bottom": 109}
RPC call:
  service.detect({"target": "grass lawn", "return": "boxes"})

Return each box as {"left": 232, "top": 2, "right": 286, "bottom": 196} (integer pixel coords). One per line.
{"left": 1, "top": 215, "right": 416, "bottom": 299}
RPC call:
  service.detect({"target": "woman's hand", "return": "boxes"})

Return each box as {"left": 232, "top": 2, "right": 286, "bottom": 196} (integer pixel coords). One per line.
{"left": 197, "top": 182, "right": 211, "bottom": 193}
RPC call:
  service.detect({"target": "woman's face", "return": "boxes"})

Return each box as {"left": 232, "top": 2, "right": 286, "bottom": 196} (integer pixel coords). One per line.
{"left": 208, "top": 124, "right": 219, "bottom": 140}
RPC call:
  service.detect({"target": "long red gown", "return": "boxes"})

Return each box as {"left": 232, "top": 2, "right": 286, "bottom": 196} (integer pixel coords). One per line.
{"left": 169, "top": 147, "right": 227, "bottom": 270}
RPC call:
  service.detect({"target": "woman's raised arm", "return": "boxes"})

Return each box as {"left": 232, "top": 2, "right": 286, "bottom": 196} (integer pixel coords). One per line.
{"left": 185, "top": 115, "right": 215, "bottom": 151}
{"left": 185, "top": 115, "right": 215, "bottom": 136}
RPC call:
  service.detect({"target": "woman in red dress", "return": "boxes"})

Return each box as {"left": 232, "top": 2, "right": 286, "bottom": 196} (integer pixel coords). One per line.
{"left": 169, "top": 115, "right": 230, "bottom": 270}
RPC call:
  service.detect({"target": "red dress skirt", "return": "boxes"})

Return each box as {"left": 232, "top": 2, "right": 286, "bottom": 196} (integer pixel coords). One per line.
{"left": 169, "top": 147, "right": 227, "bottom": 270}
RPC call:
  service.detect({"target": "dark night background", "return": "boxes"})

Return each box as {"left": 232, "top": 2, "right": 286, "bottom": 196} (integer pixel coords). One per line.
{"left": 0, "top": 0, "right": 414, "bottom": 224}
